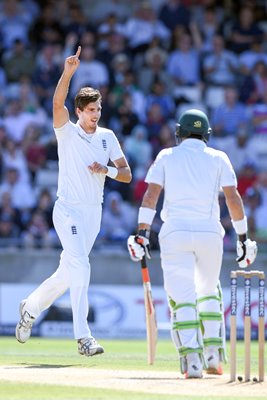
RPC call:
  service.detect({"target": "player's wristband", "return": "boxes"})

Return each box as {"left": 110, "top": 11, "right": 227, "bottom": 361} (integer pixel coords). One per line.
{"left": 138, "top": 207, "right": 156, "bottom": 225}
{"left": 106, "top": 166, "right": 118, "bottom": 179}
{"left": 232, "top": 216, "right": 248, "bottom": 235}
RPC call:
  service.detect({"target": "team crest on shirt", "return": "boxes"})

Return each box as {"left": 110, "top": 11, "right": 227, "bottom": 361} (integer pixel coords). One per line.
{"left": 194, "top": 120, "right": 202, "bottom": 128}
{"left": 71, "top": 225, "right": 77, "bottom": 235}
{"left": 102, "top": 139, "right": 107, "bottom": 150}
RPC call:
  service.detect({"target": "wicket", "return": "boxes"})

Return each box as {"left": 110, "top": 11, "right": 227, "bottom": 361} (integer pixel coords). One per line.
{"left": 230, "top": 270, "right": 265, "bottom": 382}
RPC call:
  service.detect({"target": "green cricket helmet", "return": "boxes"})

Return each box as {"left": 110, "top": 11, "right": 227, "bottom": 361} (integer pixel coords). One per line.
{"left": 176, "top": 109, "right": 212, "bottom": 143}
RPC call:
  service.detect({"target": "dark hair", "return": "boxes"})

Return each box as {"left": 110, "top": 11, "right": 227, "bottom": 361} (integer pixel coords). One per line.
{"left": 74, "top": 87, "right": 102, "bottom": 111}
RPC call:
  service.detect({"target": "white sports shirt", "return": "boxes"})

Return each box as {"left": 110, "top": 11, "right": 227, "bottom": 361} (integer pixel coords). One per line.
{"left": 54, "top": 121, "right": 124, "bottom": 204}
{"left": 145, "top": 139, "right": 237, "bottom": 234}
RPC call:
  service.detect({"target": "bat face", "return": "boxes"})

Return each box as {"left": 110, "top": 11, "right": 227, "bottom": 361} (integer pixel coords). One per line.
{"left": 143, "top": 282, "right": 157, "bottom": 365}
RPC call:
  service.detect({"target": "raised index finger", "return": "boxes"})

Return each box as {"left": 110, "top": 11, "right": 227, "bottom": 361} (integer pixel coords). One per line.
{"left": 76, "top": 46, "right": 81, "bottom": 58}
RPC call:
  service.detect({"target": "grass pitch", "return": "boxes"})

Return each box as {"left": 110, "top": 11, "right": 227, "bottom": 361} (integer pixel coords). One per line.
{"left": 0, "top": 337, "right": 266, "bottom": 399}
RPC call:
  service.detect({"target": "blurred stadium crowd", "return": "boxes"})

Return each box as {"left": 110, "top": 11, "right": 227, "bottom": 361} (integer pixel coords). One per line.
{"left": 0, "top": 0, "right": 267, "bottom": 251}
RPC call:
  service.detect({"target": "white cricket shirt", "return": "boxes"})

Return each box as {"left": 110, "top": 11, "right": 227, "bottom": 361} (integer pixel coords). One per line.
{"left": 54, "top": 121, "right": 124, "bottom": 204}
{"left": 145, "top": 139, "right": 237, "bottom": 234}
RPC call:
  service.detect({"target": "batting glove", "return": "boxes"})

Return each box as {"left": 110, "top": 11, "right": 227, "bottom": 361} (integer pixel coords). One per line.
{"left": 127, "top": 230, "right": 151, "bottom": 262}
{"left": 236, "top": 238, "right": 257, "bottom": 268}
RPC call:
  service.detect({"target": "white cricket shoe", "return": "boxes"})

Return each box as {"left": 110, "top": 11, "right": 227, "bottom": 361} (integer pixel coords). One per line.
{"left": 15, "top": 300, "right": 35, "bottom": 343}
{"left": 205, "top": 346, "right": 223, "bottom": 375}
{"left": 185, "top": 352, "right": 203, "bottom": 379}
{"left": 78, "top": 337, "right": 104, "bottom": 357}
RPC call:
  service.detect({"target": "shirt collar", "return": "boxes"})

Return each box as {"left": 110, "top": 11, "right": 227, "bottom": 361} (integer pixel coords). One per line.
{"left": 179, "top": 138, "right": 207, "bottom": 149}
{"left": 76, "top": 121, "right": 98, "bottom": 139}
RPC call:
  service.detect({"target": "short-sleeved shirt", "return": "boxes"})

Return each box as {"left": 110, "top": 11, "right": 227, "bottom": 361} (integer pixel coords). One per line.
{"left": 145, "top": 139, "right": 237, "bottom": 234}
{"left": 54, "top": 121, "right": 124, "bottom": 205}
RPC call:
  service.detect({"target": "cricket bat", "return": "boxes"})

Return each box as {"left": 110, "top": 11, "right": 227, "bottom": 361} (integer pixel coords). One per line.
{"left": 141, "top": 256, "right": 157, "bottom": 365}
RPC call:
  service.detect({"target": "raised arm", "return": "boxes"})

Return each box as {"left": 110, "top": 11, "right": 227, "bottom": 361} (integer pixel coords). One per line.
{"left": 53, "top": 46, "right": 81, "bottom": 128}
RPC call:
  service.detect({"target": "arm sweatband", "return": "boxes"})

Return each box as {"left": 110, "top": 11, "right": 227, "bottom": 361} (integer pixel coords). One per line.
{"left": 106, "top": 166, "right": 118, "bottom": 179}
{"left": 138, "top": 207, "right": 156, "bottom": 225}
{"left": 231, "top": 216, "right": 248, "bottom": 235}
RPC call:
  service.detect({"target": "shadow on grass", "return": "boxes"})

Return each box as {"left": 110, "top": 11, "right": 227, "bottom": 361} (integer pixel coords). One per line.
{"left": 6, "top": 363, "right": 76, "bottom": 369}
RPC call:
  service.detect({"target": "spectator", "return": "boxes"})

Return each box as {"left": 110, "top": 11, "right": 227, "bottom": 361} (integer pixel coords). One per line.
{"left": 17, "top": 80, "right": 49, "bottom": 131}
{"left": 2, "top": 137, "right": 30, "bottom": 184}
{"left": 33, "top": 188, "right": 54, "bottom": 230}
{"left": 97, "top": 13, "right": 125, "bottom": 51}
{"left": 191, "top": 0, "right": 224, "bottom": 29}
{"left": 44, "top": 135, "right": 58, "bottom": 170}
{"left": 145, "top": 102, "right": 168, "bottom": 154}
{"left": 0, "top": 0, "right": 33, "bottom": 51}
{"left": 109, "top": 53, "right": 131, "bottom": 87}
{"left": 239, "top": 40, "right": 267, "bottom": 77}
{"left": 166, "top": 32, "right": 202, "bottom": 95}
{"left": 149, "top": 121, "right": 176, "bottom": 160}
{"left": 247, "top": 90, "right": 267, "bottom": 170}
{"left": 158, "top": 0, "right": 191, "bottom": 31}
{"left": 237, "top": 161, "right": 258, "bottom": 197}
{"left": 99, "top": 191, "right": 137, "bottom": 242}
{"left": 110, "top": 69, "right": 146, "bottom": 123}
{"left": 250, "top": 89, "right": 267, "bottom": 136}
{"left": 157, "top": 122, "right": 176, "bottom": 149}
{"left": 137, "top": 46, "right": 170, "bottom": 95}
{"left": 132, "top": 168, "right": 148, "bottom": 206}
{"left": 22, "top": 126, "right": 47, "bottom": 183}
{"left": 0, "top": 66, "right": 7, "bottom": 99}
{"left": 22, "top": 210, "right": 56, "bottom": 249}
{"left": 98, "top": 33, "right": 130, "bottom": 74}
{"left": 145, "top": 79, "right": 176, "bottom": 120}
{"left": 228, "top": 5, "right": 264, "bottom": 54}
{"left": 110, "top": 91, "right": 139, "bottom": 137}
{"left": 29, "top": 3, "right": 64, "bottom": 48}
{"left": 98, "top": 85, "right": 116, "bottom": 129}
{"left": 221, "top": 130, "right": 258, "bottom": 174}
{"left": 0, "top": 190, "right": 22, "bottom": 232}
{"left": 2, "top": 98, "right": 45, "bottom": 144}
{"left": 123, "top": 124, "right": 153, "bottom": 177}
{"left": 0, "top": 167, "right": 36, "bottom": 212}
{"left": 62, "top": 4, "right": 92, "bottom": 38}
{"left": 203, "top": 34, "right": 239, "bottom": 86}
{"left": 0, "top": 214, "right": 20, "bottom": 248}
{"left": 83, "top": 0, "right": 133, "bottom": 25}
{"left": 210, "top": 85, "right": 250, "bottom": 147}
{"left": 244, "top": 187, "right": 267, "bottom": 245}
{"left": 239, "top": 60, "right": 267, "bottom": 105}
{"left": 190, "top": 5, "right": 221, "bottom": 56}
{"left": 123, "top": 1, "right": 170, "bottom": 56}
{"left": 32, "top": 44, "right": 62, "bottom": 117}
{"left": 256, "top": 170, "right": 267, "bottom": 208}
{"left": 2, "top": 38, "right": 35, "bottom": 83}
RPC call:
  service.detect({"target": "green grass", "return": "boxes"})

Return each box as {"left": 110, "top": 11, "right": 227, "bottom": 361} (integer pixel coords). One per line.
{"left": 0, "top": 337, "right": 265, "bottom": 400}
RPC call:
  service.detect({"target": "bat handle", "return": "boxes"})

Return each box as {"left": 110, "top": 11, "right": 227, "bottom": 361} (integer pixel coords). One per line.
{"left": 141, "top": 256, "right": 147, "bottom": 269}
{"left": 141, "top": 257, "right": 150, "bottom": 283}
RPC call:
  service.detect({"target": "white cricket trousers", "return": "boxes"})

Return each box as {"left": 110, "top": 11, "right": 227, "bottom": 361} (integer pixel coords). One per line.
{"left": 159, "top": 224, "right": 223, "bottom": 349}
{"left": 25, "top": 199, "right": 102, "bottom": 339}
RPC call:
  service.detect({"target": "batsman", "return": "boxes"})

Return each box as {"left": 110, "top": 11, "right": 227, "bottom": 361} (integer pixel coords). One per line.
{"left": 127, "top": 109, "right": 257, "bottom": 378}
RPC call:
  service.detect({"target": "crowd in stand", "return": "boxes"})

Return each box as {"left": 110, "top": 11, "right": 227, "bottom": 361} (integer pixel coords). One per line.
{"left": 0, "top": 0, "right": 267, "bottom": 251}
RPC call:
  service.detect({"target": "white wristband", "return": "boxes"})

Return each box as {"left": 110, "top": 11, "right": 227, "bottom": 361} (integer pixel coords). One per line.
{"left": 138, "top": 207, "right": 156, "bottom": 225}
{"left": 232, "top": 216, "right": 248, "bottom": 235}
{"left": 106, "top": 166, "right": 118, "bottom": 179}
